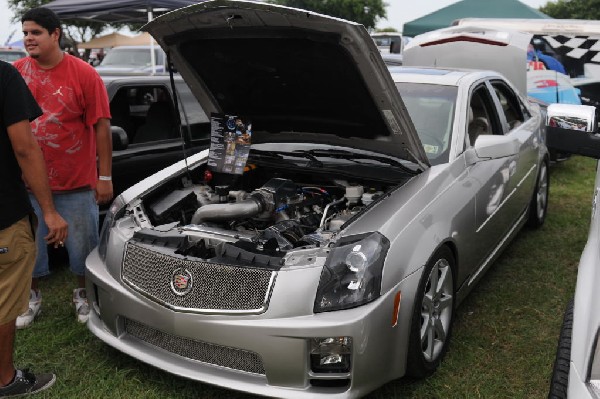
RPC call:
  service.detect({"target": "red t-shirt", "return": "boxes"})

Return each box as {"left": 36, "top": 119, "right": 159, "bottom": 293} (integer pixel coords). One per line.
{"left": 14, "top": 54, "right": 110, "bottom": 192}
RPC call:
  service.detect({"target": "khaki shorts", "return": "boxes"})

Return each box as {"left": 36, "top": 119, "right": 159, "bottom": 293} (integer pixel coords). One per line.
{"left": 0, "top": 216, "right": 36, "bottom": 325}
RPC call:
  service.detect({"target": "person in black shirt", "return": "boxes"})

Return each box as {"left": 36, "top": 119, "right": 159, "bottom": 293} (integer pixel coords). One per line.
{"left": 0, "top": 60, "right": 68, "bottom": 397}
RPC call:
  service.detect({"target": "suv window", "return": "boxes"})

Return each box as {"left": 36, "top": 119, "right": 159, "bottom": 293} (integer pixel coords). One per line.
{"left": 0, "top": 49, "right": 27, "bottom": 63}
{"left": 174, "top": 81, "right": 210, "bottom": 142}
{"left": 109, "top": 82, "right": 211, "bottom": 145}
{"left": 110, "top": 85, "right": 176, "bottom": 144}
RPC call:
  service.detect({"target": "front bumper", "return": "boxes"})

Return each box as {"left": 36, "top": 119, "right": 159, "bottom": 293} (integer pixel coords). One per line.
{"left": 85, "top": 248, "right": 421, "bottom": 398}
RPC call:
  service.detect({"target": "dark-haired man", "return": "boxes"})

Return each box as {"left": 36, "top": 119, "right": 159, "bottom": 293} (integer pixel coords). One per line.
{"left": 14, "top": 7, "right": 113, "bottom": 327}
{"left": 0, "top": 59, "right": 68, "bottom": 397}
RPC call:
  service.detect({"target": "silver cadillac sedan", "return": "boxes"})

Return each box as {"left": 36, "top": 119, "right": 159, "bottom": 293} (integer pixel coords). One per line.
{"left": 87, "top": 2, "right": 551, "bottom": 397}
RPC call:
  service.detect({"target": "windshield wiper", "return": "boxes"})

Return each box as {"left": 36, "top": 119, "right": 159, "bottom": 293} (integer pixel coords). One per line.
{"left": 296, "top": 149, "right": 419, "bottom": 175}
{"left": 250, "top": 149, "right": 323, "bottom": 168}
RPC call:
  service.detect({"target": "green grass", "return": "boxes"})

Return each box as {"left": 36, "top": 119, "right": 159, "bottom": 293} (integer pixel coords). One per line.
{"left": 15, "top": 156, "right": 598, "bottom": 398}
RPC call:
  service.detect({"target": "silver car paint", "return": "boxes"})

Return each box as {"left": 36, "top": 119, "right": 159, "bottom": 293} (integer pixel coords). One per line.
{"left": 567, "top": 162, "right": 600, "bottom": 398}
{"left": 86, "top": 70, "right": 546, "bottom": 398}
{"left": 85, "top": 3, "right": 549, "bottom": 397}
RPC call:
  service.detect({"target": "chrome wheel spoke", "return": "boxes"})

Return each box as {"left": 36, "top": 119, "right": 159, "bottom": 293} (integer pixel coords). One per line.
{"left": 420, "top": 313, "right": 430, "bottom": 343}
{"left": 433, "top": 317, "right": 447, "bottom": 343}
{"left": 536, "top": 165, "right": 548, "bottom": 218}
{"left": 438, "top": 295, "right": 453, "bottom": 312}
{"left": 435, "top": 262, "right": 450, "bottom": 298}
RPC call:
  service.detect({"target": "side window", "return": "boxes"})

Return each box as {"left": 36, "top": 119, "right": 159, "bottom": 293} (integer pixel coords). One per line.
{"left": 467, "top": 85, "right": 501, "bottom": 146}
{"left": 175, "top": 81, "right": 210, "bottom": 142}
{"left": 491, "top": 81, "right": 526, "bottom": 130}
{"left": 109, "top": 84, "right": 178, "bottom": 145}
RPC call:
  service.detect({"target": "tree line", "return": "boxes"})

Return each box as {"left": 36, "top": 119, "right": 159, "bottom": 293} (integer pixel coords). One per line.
{"left": 8, "top": 0, "right": 597, "bottom": 44}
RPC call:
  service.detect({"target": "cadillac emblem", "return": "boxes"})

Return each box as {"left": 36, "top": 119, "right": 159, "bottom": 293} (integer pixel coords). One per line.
{"left": 170, "top": 268, "right": 193, "bottom": 296}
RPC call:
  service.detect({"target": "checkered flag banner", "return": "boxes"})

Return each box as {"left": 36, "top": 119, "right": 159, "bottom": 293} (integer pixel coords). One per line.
{"left": 542, "top": 34, "right": 600, "bottom": 63}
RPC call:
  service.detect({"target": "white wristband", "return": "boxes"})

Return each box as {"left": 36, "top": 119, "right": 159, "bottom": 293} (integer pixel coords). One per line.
{"left": 99, "top": 175, "right": 112, "bottom": 181}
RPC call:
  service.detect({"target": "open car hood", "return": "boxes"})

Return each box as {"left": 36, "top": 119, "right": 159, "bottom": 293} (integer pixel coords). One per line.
{"left": 143, "top": 0, "right": 429, "bottom": 168}
{"left": 403, "top": 26, "right": 533, "bottom": 97}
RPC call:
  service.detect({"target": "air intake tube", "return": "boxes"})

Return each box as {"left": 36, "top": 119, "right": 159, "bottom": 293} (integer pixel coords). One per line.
{"left": 190, "top": 195, "right": 265, "bottom": 224}
{"left": 190, "top": 178, "right": 298, "bottom": 225}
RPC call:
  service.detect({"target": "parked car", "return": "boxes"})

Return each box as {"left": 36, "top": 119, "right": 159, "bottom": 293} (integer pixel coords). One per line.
{"left": 0, "top": 47, "right": 26, "bottom": 64}
{"left": 95, "top": 45, "right": 168, "bottom": 75}
{"left": 545, "top": 103, "right": 600, "bottom": 399}
{"left": 86, "top": 2, "right": 551, "bottom": 398}
{"left": 381, "top": 52, "right": 403, "bottom": 67}
{"left": 104, "top": 74, "right": 210, "bottom": 210}
{"left": 371, "top": 32, "right": 404, "bottom": 54}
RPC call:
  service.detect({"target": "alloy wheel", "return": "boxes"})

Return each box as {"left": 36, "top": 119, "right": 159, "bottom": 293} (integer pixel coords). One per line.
{"left": 420, "top": 258, "right": 454, "bottom": 362}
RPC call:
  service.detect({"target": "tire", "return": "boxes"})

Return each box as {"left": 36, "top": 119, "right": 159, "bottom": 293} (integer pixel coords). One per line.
{"left": 406, "top": 246, "right": 456, "bottom": 378}
{"left": 527, "top": 159, "right": 549, "bottom": 228}
{"left": 548, "top": 299, "right": 573, "bottom": 399}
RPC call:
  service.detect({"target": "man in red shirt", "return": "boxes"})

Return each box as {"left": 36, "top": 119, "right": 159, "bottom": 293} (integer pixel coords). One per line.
{"left": 14, "top": 7, "right": 113, "bottom": 327}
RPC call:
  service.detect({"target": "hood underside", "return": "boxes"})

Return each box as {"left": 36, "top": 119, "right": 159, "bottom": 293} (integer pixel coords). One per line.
{"left": 143, "top": 0, "right": 429, "bottom": 168}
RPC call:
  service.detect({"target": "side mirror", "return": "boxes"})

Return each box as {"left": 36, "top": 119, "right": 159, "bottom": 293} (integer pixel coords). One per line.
{"left": 111, "top": 126, "right": 129, "bottom": 151}
{"left": 465, "top": 135, "right": 520, "bottom": 165}
{"left": 547, "top": 103, "right": 597, "bottom": 132}
{"left": 546, "top": 103, "right": 600, "bottom": 158}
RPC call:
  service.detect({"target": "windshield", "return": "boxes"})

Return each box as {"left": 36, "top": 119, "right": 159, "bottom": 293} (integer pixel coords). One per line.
{"left": 0, "top": 50, "right": 26, "bottom": 63}
{"left": 396, "top": 82, "right": 458, "bottom": 165}
{"left": 100, "top": 48, "right": 160, "bottom": 67}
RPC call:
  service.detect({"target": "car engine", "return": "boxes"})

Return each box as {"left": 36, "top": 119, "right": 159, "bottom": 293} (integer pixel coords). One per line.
{"left": 131, "top": 165, "right": 390, "bottom": 264}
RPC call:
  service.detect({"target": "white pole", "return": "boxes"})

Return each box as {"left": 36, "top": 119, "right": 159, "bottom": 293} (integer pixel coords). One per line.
{"left": 148, "top": 6, "right": 156, "bottom": 75}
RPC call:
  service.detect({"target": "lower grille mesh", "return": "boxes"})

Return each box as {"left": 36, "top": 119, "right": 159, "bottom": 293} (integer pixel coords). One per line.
{"left": 125, "top": 318, "right": 266, "bottom": 375}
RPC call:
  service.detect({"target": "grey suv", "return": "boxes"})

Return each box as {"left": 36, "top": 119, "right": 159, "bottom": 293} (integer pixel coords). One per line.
{"left": 96, "top": 45, "right": 168, "bottom": 75}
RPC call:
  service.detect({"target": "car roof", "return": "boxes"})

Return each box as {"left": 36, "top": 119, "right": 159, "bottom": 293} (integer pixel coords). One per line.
{"left": 389, "top": 66, "right": 497, "bottom": 86}
{"left": 109, "top": 45, "right": 160, "bottom": 50}
{"left": 101, "top": 74, "right": 184, "bottom": 85}
{"left": 0, "top": 47, "right": 26, "bottom": 52}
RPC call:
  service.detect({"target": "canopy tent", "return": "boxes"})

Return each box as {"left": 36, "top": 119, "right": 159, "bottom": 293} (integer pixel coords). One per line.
{"left": 78, "top": 32, "right": 156, "bottom": 49}
{"left": 119, "top": 32, "right": 157, "bottom": 46}
{"left": 43, "top": 0, "right": 201, "bottom": 73}
{"left": 8, "top": 39, "right": 24, "bottom": 48}
{"left": 78, "top": 32, "right": 134, "bottom": 49}
{"left": 403, "top": 0, "right": 550, "bottom": 37}
{"left": 43, "top": 0, "right": 199, "bottom": 24}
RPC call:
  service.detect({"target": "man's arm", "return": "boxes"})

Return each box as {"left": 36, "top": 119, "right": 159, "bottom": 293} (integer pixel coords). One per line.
{"left": 95, "top": 117, "right": 113, "bottom": 205}
{"left": 7, "top": 120, "right": 68, "bottom": 245}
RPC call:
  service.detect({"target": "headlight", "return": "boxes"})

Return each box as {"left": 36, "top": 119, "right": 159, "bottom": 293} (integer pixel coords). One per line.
{"left": 98, "top": 195, "right": 126, "bottom": 262}
{"left": 314, "top": 232, "right": 389, "bottom": 313}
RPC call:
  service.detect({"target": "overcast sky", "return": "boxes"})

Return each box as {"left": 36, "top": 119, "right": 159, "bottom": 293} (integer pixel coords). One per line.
{"left": 1, "top": 0, "right": 551, "bottom": 46}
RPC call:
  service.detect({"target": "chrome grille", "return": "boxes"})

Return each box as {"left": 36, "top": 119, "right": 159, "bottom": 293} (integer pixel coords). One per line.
{"left": 125, "top": 318, "right": 265, "bottom": 374}
{"left": 122, "top": 242, "right": 275, "bottom": 313}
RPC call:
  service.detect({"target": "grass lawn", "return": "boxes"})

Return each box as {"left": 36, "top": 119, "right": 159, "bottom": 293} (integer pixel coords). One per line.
{"left": 14, "top": 156, "right": 597, "bottom": 399}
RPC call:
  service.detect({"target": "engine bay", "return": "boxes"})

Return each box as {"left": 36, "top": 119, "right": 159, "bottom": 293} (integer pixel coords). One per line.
{"left": 128, "top": 160, "right": 406, "bottom": 265}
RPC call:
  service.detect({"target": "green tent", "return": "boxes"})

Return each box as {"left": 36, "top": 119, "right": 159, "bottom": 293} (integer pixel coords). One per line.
{"left": 403, "top": 0, "right": 550, "bottom": 37}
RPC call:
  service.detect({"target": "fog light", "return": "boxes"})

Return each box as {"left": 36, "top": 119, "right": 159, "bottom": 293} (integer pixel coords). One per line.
{"left": 309, "top": 337, "right": 352, "bottom": 373}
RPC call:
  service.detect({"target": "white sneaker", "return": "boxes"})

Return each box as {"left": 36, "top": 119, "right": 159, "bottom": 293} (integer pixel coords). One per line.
{"left": 73, "top": 288, "right": 90, "bottom": 324}
{"left": 16, "top": 289, "right": 42, "bottom": 329}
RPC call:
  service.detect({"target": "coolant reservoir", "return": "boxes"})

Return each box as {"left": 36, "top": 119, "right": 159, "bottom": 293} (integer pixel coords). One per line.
{"left": 362, "top": 191, "right": 383, "bottom": 206}
{"left": 345, "top": 185, "right": 364, "bottom": 205}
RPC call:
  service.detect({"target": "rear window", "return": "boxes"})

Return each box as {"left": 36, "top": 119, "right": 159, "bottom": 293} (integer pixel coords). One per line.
{"left": 0, "top": 50, "right": 26, "bottom": 63}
